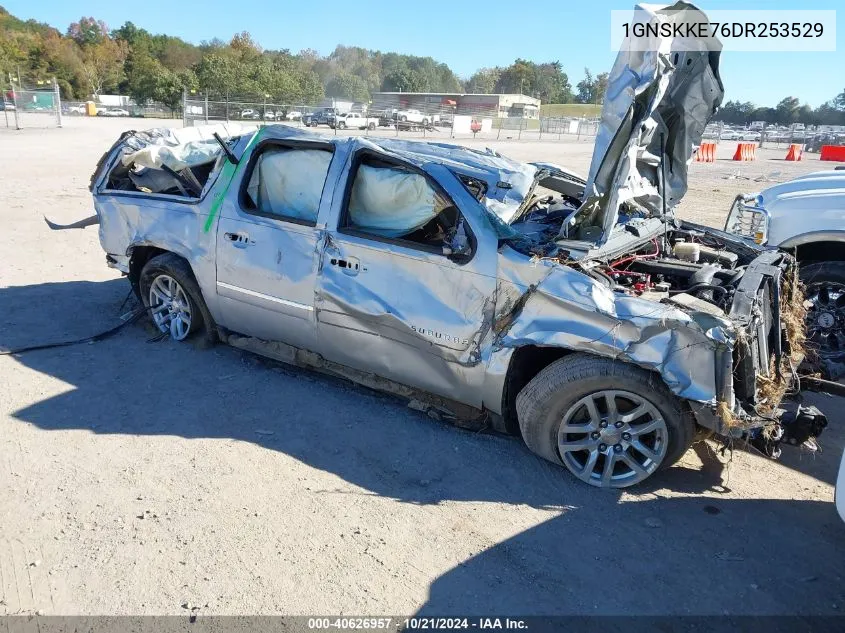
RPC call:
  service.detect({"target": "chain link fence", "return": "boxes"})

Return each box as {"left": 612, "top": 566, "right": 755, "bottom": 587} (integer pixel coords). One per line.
{"left": 3, "top": 80, "right": 62, "bottom": 129}
{"left": 702, "top": 120, "right": 845, "bottom": 154}
{"left": 181, "top": 92, "right": 600, "bottom": 143}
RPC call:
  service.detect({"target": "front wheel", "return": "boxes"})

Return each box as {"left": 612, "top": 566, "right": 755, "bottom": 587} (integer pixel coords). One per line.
{"left": 139, "top": 253, "right": 213, "bottom": 342}
{"left": 801, "top": 261, "right": 845, "bottom": 378}
{"left": 338, "top": 121, "right": 346, "bottom": 129}
{"left": 367, "top": 122, "right": 376, "bottom": 130}
{"left": 516, "top": 354, "right": 694, "bottom": 488}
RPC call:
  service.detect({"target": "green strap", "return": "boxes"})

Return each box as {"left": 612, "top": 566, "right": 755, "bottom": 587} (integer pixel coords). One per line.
{"left": 202, "top": 135, "right": 256, "bottom": 234}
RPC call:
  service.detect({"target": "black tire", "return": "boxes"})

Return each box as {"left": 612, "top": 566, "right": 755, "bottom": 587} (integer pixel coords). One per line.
{"left": 139, "top": 253, "right": 215, "bottom": 344}
{"left": 400, "top": 115, "right": 407, "bottom": 122}
{"left": 516, "top": 353, "right": 694, "bottom": 487}
{"left": 800, "top": 261, "right": 845, "bottom": 378}
{"left": 367, "top": 122, "right": 376, "bottom": 131}
{"left": 338, "top": 121, "right": 346, "bottom": 130}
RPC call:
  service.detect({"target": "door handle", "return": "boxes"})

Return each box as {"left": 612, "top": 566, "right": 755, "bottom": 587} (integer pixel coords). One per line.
{"left": 224, "top": 232, "right": 250, "bottom": 248}
{"left": 329, "top": 256, "right": 361, "bottom": 276}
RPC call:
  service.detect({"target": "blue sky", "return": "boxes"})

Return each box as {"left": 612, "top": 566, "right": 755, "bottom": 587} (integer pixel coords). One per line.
{"left": 4, "top": 0, "right": 842, "bottom": 107}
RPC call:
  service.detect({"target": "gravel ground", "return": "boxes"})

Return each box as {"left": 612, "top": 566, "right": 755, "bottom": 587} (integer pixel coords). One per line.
{"left": 0, "top": 117, "right": 843, "bottom": 617}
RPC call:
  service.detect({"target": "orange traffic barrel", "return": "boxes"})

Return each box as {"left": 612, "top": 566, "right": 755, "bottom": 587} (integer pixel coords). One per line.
{"left": 695, "top": 141, "right": 716, "bottom": 162}
{"left": 820, "top": 145, "right": 845, "bottom": 161}
{"left": 732, "top": 142, "right": 756, "bottom": 161}
{"left": 785, "top": 144, "right": 803, "bottom": 161}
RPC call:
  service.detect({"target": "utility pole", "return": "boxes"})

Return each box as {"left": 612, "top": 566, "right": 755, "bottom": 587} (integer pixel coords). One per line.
{"left": 53, "top": 77, "right": 62, "bottom": 128}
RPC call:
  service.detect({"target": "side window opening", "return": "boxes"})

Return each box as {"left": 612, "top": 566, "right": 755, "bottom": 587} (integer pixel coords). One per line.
{"left": 105, "top": 139, "right": 227, "bottom": 198}
{"left": 343, "top": 155, "right": 473, "bottom": 259}
{"left": 243, "top": 146, "right": 332, "bottom": 224}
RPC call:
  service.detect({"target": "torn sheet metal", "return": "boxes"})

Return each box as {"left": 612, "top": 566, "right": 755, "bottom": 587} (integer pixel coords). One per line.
{"left": 122, "top": 140, "right": 223, "bottom": 172}
{"left": 493, "top": 246, "right": 734, "bottom": 404}
{"left": 576, "top": 1, "right": 724, "bottom": 243}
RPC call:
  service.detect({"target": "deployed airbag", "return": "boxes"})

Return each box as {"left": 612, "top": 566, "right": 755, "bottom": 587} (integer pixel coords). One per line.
{"left": 246, "top": 149, "right": 332, "bottom": 221}
{"left": 349, "top": 166, "right": 446, "bottom": 237}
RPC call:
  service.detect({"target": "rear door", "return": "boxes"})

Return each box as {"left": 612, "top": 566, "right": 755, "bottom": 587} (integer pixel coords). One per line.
{"left": 214, "top": 138, "right": 336, "bottom": 350}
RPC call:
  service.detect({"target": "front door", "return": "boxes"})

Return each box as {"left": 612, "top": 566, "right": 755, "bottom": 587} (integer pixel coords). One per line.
{"left": 314, "top": 150, "right": 497, "bottom": 406}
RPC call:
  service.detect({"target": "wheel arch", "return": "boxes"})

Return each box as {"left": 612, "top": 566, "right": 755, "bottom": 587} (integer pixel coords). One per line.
{"left": 500, "top": 345, "right": 576, "bottom": 435}
{"left": 779, "top": 232, "right": 845, "bottom": 264}
{"left": 127, "top": 243, "right": 197, "bottom": 296}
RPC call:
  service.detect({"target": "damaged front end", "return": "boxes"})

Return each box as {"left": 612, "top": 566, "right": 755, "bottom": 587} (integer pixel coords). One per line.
{"left": 485, "top": 2, "right": 826, "bottom": 457}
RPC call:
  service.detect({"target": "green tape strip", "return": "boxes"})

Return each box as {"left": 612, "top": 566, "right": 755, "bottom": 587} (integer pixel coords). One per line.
{"left": 202, "top": 134, "right": 257, "bottom": 234}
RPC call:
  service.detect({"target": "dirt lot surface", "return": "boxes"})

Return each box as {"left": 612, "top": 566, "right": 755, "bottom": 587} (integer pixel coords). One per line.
{"left": 1, "top": 117, "right": 843, "bottom": 616}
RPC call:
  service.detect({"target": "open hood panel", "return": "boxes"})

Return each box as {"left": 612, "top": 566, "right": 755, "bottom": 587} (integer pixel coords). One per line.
{"left": 572, "top": 1, "right": 724, "bottom": 244}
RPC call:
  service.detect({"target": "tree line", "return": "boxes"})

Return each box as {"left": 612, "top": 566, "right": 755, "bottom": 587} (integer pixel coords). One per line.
{"left": 3, "top": 7, "right": 843, "bottom": 122}
{"left": 713, "top": 94, "right": 845, "bottom": 127}
{"left": 0, "top": 8, "right": 613, "bottom": 110}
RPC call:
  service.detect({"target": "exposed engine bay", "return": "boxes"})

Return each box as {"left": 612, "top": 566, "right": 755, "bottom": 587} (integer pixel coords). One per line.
{"left": 587, "top": 230, "right": 745, "bottom": 314}
{"left": 507, "top": 185, "right": 753, "bottom": 317}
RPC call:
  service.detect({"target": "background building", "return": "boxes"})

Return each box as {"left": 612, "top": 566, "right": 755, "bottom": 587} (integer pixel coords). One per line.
{"left": 370, "top": 92, "right": 541, "bottom": 120}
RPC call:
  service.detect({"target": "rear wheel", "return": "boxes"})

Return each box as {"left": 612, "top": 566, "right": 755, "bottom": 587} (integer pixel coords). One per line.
{"left": 368, "top": 122, "right": 376, "bottom": 130}
{"left": 516, "top": 354, "right": 694, "bottom": 488}
{"left": 139, "top": 254, "right": 214, "bottom": 343}
{"left": 801, "top": 261, "right": 845, "bottom": 378}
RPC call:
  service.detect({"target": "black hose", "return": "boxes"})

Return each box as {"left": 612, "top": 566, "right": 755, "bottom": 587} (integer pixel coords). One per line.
{"left": 670, "top": 283, "right": 728, "bottom": 301}
{"left": 0, "top": 307, "right": 145, "bottom": 356}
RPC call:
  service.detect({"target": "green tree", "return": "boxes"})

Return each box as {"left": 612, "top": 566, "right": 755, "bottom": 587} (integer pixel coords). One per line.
{"left": 125, "top": 52, "right": 163, "bottom": 105}
{"left": 325, "top": 71, "right": 369, "bottom": 101}
{"left": 67, "top": 17, "right": 108, "bottom": 47}
{"left": 465, "top": 68, "right": 498, "bottom": 94}
{"left": 81, "top": 37, "right": 126, "bottom": 96}
{"left": 775, "top": 96, "right": 801, "bottom": 125}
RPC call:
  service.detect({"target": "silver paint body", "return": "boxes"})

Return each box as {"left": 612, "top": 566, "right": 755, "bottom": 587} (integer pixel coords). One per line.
{"left": 92, "top": 125, "right": 738, "bottom": 427}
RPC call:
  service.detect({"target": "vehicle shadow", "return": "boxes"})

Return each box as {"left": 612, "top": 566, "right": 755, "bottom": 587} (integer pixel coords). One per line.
{"left": 415, "top": 495, "right": 845, "bottom": 617}
{"left": 3, "top": 278, "right": 845, "bottom": 615}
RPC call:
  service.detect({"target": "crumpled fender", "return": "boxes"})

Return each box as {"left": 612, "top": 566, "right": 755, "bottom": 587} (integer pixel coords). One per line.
{"left": 493, "top": 249, "right": 734, "bottom": 405}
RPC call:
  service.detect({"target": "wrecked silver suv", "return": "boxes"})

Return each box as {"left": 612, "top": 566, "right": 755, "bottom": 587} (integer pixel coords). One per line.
{"left": 52, "top": 4, "right": 826, "bottom": 487}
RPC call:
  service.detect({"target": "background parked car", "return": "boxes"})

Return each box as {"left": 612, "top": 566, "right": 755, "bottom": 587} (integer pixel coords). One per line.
{"left": 303, "top": 108, "right": 336, "bottom": 127}
{"left": 724, "top": 170, "right": 845, "bottom": 377}
{"left": 395, "top": 108, "right": 429, "bottom": 125}
{"left": 330, "top": 112, "right": 379, "bottom": 130}
{"left": 97, "top": 108, "right": 130, "bottom": 117}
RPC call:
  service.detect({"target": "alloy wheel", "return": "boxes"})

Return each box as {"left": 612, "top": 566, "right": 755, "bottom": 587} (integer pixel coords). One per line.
{"left": 557, "top": 390, "right": 668, "bottom": 487}
{"left": 148, "top": 274, "right": 193, "bottom": 341}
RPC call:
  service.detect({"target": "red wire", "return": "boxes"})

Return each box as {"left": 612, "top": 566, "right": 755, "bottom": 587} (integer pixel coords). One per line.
{"left": 609, "top": 239, "right": 660, "bottom": 270}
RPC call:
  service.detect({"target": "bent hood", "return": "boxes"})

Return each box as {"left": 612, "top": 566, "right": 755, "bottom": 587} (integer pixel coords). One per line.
{"left": 575, "top": 1, "right": 724, "bottom": 244}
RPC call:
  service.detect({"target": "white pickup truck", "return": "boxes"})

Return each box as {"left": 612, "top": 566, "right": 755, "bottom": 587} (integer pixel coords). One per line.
{"left": 330, "top": 112, "right": 379, "bottom": 130}
{"left": 395, "top": 109, "right": 430, "bottom": 125}
{"left": 724, "top": 169, "right": 845, "bottom": 377}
